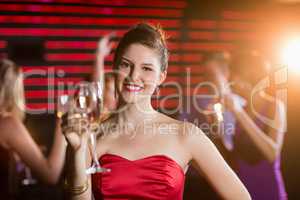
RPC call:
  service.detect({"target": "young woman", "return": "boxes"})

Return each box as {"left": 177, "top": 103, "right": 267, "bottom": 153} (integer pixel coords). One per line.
{"left": 0, "top": 59, "right": 67, "bottom": 199}
{"left": 223, "top": 51, "right": 287, "bottom": 200}
{"left": 62, "top": 23, "right": 250, "bottom": 200}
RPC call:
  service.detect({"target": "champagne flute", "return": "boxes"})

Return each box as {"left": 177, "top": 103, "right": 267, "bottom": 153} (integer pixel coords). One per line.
{"left": 87, "top": 82, "right": 111, "bottom": 174}
{"left": 73, "top": 82, "right": 110, "bottom": 174}
{"left": 57, "top": 94, "right": 70, "bottom": 118}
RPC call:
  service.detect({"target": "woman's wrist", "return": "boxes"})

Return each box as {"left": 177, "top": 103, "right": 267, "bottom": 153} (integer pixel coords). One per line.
{"left": 96, "top": 52, "right": 105, "bottom": 60}
{"left": 69, "top": 142, "right": 88, "bottom": 155}
{"left": 67, "top": 145, "right": 88, "bottom": 178}
{"left": 64, "top": 177, "right": 89, "bottom": 196}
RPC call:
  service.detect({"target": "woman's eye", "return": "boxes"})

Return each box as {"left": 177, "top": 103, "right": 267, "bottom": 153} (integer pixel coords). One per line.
{"left": 142, "top": 67, "right": 153, "bottom": 71}
{"left": 119, "top": 61, "right": 130, "bottom": 68}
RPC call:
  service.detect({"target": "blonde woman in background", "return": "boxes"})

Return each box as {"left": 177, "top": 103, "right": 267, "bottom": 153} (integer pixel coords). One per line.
{"left": 0, "top": 59, "right": 67, "bottom": 200}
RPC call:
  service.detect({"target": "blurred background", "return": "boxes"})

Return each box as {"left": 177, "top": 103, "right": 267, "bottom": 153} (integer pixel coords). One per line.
{"left": 0, "top": 0, "right": 299, "bottom": 199}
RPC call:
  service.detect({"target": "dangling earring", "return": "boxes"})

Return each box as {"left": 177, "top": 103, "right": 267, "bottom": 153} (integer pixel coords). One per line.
{"left": 154, "top": 86, "right": 160, "bottom": 99}
{"left": 114, "top": 87, "right": 118, "bottom": 99}
{"left": 113, "top": 75, "right": 118, "bottom": 99}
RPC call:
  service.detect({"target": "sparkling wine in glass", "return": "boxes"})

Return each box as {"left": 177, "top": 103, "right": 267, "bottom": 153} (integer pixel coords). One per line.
{"left": 88, "top": 82, "right": 111, "bottom": 174}
{"left": 57, "top": 94, "right": 70, "bottom": 118}
{"left": 74, "top": 82, "right": 110, "bottom": 174}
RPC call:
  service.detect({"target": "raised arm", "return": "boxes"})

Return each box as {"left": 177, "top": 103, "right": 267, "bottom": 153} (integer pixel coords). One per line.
{"left": 3, "top": 116, "right": 67, "bottom": 184}
{"left": 91, "top": 33, "right": 115, "bottom": 82}
{"left": 225, "top": 93, "right": 286, "bottom": 162}
{"left": 183, "top": 122, "right": 251, "bottom": 200}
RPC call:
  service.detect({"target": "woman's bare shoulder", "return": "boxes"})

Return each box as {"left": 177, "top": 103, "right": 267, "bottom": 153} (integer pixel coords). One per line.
{"left": 178, "top": 120, "right": 209, "bottom": 148}
{"left": 158, "top": 116, "right": 210, "bottom": 162}
{"left": 0, "top": 115, "right": 25, "bottom": 145}
{"left": 0, "top": 115, "right": 21, "bottom": 130}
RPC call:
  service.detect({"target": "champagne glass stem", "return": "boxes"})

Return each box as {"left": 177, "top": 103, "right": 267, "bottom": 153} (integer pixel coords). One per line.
{"left": 85, "top": 132, "right": 111, "bottom": 174}
{"left": 90, "top": 133, "right": 100, "bottom": 167}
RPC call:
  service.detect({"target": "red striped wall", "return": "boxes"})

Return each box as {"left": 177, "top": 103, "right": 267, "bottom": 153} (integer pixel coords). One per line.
{"left": 0, "top": 0, "right": 263, "bottom": 113}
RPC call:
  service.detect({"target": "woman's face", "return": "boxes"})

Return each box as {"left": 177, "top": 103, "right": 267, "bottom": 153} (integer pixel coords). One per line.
{"left": 115, "top": 43, "right": 166, "bottom": 104}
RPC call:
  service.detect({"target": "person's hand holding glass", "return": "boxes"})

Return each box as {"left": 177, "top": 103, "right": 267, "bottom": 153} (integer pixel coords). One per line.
{"left": 61, "top": 82, "right": 110, "bottom": 174}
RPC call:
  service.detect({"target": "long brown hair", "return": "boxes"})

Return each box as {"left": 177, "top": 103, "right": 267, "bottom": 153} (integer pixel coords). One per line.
{"left": 113, "top": 23, "right": 169, "bottom": 72}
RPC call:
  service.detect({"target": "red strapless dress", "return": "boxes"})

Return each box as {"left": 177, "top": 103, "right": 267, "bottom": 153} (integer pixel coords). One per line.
{"left": 92, "top": 153, "right": 185, "bottom": 200}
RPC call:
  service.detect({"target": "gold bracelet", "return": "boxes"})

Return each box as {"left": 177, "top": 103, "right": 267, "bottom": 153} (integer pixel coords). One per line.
{"left": 64, "top": 178, "right": 89, "bottom": 196}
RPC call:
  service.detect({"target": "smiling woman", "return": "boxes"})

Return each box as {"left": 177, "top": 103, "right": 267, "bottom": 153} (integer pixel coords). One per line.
{"left": 116, "top": 43, "right": 167, "bottom": 105}
{"left": 113, "top": 23, "right": 168, "bottom": 106}
{"left": 62, "top": 23, "right": 251, "bottom": 200}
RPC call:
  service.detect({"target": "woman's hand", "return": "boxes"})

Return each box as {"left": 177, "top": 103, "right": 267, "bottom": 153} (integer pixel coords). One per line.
{"left": 202, "top": 101, "right": 217, "bottom": 123}
{"left": 224, "top": 92, "right": 244, "bottom": 113}
{"left": 61, "top": 113, "right": 89, "bottom": 152}
{"left": 92, "top": 32, "right": 116, "bottom": 82}
{"left": 97, "top": 33, "right": 115, "bottom": 58}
